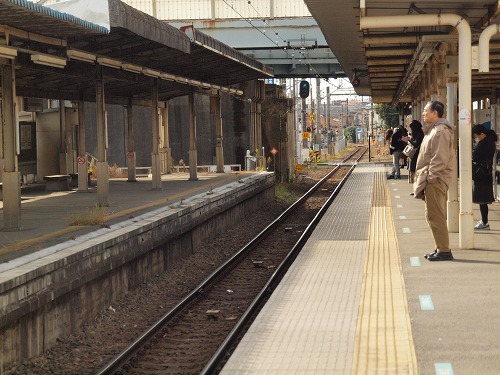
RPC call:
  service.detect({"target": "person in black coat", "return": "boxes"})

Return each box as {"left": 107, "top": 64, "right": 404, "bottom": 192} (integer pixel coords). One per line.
{"left": 408, "top": 120, "right": 424, "bottom": 184}
{"left": 472, "top": 124, "right": 498, "bottom": 230}
{"left": 388, "top": 126, "right": 408, "bottom": 179}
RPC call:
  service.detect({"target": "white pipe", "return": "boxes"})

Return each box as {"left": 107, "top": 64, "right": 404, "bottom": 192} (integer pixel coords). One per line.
{"left": 479, "top": 24, "right": 500, "bottom": 72}
{"left": 361, "top": 13, "right": 474, "bottom": 249}
{"left": 447, "top": 81, "right": 459, "bottom": 233}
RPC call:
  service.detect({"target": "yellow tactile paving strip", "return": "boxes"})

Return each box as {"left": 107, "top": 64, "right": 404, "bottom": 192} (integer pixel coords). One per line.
{"left": 352, "top": 165, "right": 417, "bottom": 374}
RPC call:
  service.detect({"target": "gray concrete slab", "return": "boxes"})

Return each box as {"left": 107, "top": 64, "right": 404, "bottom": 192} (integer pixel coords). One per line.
{"left": 222, "top": 163, "right": 500, "bottom": 374}
{"left": 0, "top": 172, "right": 254, "bottom": 263}
{"left": 390, "top": 166, "right": 500, "bottom": 375}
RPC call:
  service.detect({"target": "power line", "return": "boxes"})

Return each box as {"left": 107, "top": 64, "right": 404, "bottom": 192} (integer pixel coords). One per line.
{"left": 221, "top": 0, "right": 347, "bottom": 92}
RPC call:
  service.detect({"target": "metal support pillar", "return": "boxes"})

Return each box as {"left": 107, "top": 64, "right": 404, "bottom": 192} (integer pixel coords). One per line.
{"left": 162, "top": 104, "right": 172, "bottom": 174}
{"left": 1, "top": 62, "right": 21, "bottom": 230}
{"left": 211, "top": 91, "right": 224, "bottom": 173}
{"left": 59, "top": 101, "right": 68, "bottom": 174}
{"left": 96, "top": 66, "right": 109, "bottom": 206}
{"left": 188, "top": 90, "right": 198, "bottom": 181}
{"left": 151, "top": 79, "right": 162, "bottom": 190}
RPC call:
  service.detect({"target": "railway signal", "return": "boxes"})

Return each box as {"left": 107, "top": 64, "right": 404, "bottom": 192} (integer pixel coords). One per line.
{"left": 299, "top": 80, "right": 310, "bottom": 98}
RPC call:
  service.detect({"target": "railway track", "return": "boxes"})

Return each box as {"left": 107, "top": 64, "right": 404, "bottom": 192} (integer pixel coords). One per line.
{"left": 97, "top": 146, "right": 367, "bottom": 375}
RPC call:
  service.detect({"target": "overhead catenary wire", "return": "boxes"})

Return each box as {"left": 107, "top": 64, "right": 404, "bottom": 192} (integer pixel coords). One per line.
{"left": 221, "top": 0, "right": 347, "bottom": 92}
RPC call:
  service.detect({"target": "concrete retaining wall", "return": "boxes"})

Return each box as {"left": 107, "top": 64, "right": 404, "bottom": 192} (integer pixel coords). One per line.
{"left": 0, "top": 173, "right": 275, "bottom": 372}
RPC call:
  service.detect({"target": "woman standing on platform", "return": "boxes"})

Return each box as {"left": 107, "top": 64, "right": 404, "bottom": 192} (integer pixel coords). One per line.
{"left": 472, "top": 124, "right": 498, "bottom": 230}
{"left": 408, "top": 120, "right": 424, "bottom": 184}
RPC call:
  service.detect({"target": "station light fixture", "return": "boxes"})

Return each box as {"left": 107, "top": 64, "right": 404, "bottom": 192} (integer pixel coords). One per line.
{"left": 161, "top": 73, "right": 176, "bottom": 81}
{"left": 174, "top": 76, "right": 188, "bottom": 84}
{"left": 122, "top": 63, "right": 143, "bottom": 73}
{"left": 67, "top": 49, "right": 96, "bottom": 63}
{"left": 188, "top": 79, "right": 201, "bottom": 86}
{"left": 0, "top": 45, "right": 18, "bottom": 59}
{"left": 143, "top": 68, "right": 161, "bottom": 78}
{"left": 97, "top": 57, "right": 121, "bottom": 69}
{"left": 31, "top": 54, "right": 67, "bottom": 68}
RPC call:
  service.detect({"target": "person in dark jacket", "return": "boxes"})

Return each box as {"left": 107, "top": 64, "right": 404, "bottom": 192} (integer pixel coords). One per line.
{"left": 472, "top": 124, "right": 498, "bottom": 230}
{"left": 408, "top": 120, "right": 424, "bottom": 184}
{"left": 388, "top": 125, "right": 408, "bottom": 179}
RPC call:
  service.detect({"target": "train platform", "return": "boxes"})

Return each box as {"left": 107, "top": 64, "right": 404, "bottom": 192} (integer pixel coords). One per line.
{"left": 0, "top": 172, "right": 252, "bottom": 263}
{"left": 221, "top": 163, "right": 500, "bottom": 375}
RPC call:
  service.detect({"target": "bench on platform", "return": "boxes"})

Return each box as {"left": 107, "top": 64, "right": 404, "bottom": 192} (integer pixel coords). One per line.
{"left": 173, "top": 164, "right": 241, "bottom": 173}
{"left": 44, "top": 175, "right": 71, "bottom": 191}
{"left": 135, "top": 166, "right": 152, "bottom": 177}
{"left": 69, "top": 173, "right": 92, "bottom": 188}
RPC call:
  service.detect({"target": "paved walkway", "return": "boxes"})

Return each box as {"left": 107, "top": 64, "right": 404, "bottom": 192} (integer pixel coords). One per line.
{"left": 390, "top": 167, "right": 500, "bottom": 374}
{"left": 222, "top": 163, "right": 500, "bottom": 374}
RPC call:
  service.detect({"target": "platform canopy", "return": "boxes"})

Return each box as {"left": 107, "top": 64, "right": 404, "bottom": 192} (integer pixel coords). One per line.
{"left": 304, "top": 0, "right": 500, "bottom": 104}
{"left": 0, "top": 0, "right": 273, "bottom": 105}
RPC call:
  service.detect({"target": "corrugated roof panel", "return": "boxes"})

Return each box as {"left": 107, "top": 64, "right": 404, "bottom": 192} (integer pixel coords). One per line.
{"left": 3, "top": 0, "right": 109, "bottom": 34}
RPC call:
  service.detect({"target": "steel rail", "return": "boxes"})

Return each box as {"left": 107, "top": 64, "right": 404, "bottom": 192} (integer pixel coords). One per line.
{"left": 96, "top": 147, "right": 366, "bottom": 375}
{"left": 200, "top": 148, "right": 366, "bottom": 374}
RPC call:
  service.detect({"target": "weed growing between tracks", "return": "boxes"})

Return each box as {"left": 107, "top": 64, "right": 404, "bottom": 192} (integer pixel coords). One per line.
{"left": 275, "top": 183, "right": 298, "bottom": 203}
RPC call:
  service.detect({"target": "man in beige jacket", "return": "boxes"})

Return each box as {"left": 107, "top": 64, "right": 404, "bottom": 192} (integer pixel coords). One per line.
{"left": 413, "top": 101, "right": 455, "bottom": 261}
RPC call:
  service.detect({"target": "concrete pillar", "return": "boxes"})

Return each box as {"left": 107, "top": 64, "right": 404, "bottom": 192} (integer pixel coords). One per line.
{"left": 161, "top": 104, "right": 172, "bottom": 174}
{"left": 77, "top": 101, "right": 89, "bottom": 191}
{"left": 96, "top": 66, "right": 109, "bottom": 206}
{"left": 210, "top": 91, "right": 224, "bottom": 173}
{"left": 125, "top": 102, "right": 137, "bottom": 182}
{"left": 250, "top": 100, "right": 257, "bottom": 154}
{"left": 151, "top": 79, "right": 162, "bottom": 190}
{"left": 59, "top": 101, "right": 67, "bottom": 173}
{"left": 249, "top": 81, "right": 264, "bottom": 167}
{"left": 256, "top": 101, "right": 263, "bottom": 168}
{"left": 1, "top": 62, "right": 21, "bottom": 230}
{"left": 188, "top": 90, "right": 198, "bottom": 181}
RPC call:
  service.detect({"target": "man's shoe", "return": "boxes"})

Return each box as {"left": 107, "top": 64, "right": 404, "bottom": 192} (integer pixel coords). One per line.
{"left": 474, "top": 221, "right": 490, "bottom": 230}
{"left": 427, "top": 251, "right": 454, "bottom": 261}
{"left": 387, "top": 175, "right": 395, "bottom": 180}
{"left": 424, "top": 250, "right": 437, "bottom": 259}
{"left": 395, "top": 175, "right": 401, "bottom": 179}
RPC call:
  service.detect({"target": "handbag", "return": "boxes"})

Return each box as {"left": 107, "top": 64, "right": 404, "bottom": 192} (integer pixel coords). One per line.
{"left": 403, "top": 144, "right": 417, "bottom": 158}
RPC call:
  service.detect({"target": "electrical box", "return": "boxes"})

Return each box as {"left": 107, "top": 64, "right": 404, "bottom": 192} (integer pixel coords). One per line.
{"left": 445, "top": 56, "right": 458, "bottom": 78}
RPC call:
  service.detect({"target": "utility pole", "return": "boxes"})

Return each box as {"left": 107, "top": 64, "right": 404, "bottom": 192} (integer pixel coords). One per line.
{"left": 316, "top": 77, "right": 321, "bottom": 133}
{"left": 326, "top": 86, "right": 330, "bottom": 132}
